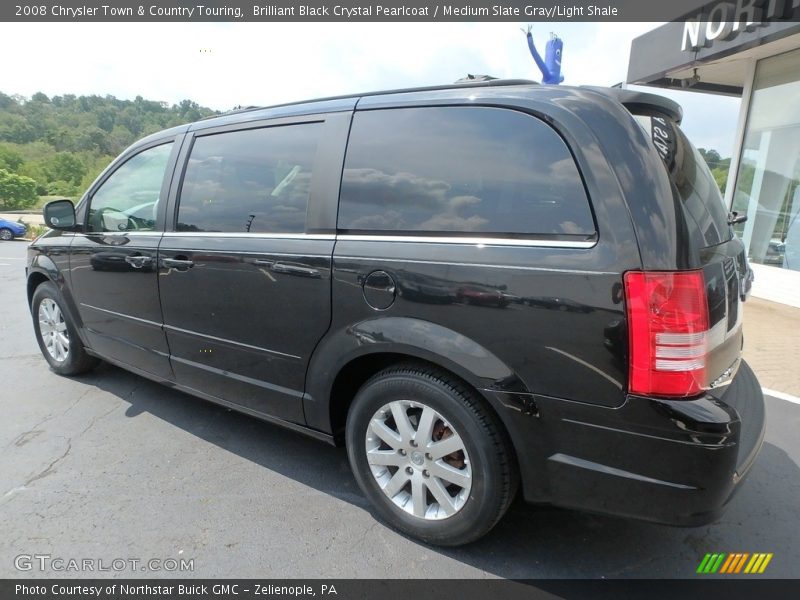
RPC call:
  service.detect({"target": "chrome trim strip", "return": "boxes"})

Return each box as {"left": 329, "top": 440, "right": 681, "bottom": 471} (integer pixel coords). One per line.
{"left": 163, "top": 248, "right": 331, "bottom": 259}
{"left": 163, "top": 324, "right": 301, "bottom": 360}
{"left": 336, "top": 234, "right": 596, "bottom": 248}
{"left": 709, "top": 358, "right": 741, "bottom": 390}
{"left": 94, "top": 231, "right": 163, "bottom": 237}
{"left": 102, "top": 231, "right": 591, "bottom": 247}
{"left": 164, "top": 232, "right": 335, "bottom": 240}
{"left": 334, "top": 255, "right": 615, "bottom": 276}
{"left": 80, "top": 303, "right": 162, "bottom": 328}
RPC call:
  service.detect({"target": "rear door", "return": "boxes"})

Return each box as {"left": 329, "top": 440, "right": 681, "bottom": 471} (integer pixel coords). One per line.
{"left": 158, "top": 113, "right": 349, "bottom": 423}
{"left": 635, "top": 114, "right": 748, "bottom": 388}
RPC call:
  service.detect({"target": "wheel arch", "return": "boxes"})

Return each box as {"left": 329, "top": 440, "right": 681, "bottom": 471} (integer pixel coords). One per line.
{"left": 304, "top": 317, "right": 532, "bottom": 443}
{"left": 27, "top": 260, "right": 88, "bottom": 346}
{"left": 26, "top": 269, "right": 51, "bottom": 307}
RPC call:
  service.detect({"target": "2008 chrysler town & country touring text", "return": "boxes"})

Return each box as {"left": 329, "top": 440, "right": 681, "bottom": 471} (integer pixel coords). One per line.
{"left": 27, "top": 80, "right": 765, "bottom": 546}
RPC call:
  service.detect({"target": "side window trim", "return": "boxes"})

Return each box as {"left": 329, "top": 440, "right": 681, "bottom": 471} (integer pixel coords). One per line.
{"left": 83, "top": 137, "right": 181, "bottom": 234}
{"left": 334, "top": 233, "right": 596, "bottom": 248}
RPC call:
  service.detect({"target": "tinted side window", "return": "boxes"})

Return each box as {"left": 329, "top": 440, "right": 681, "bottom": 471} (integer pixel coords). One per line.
{"left": 338, "top": 107, "right": 594, "bottom": 237}
{"left": 177, "top": 123, "right": 321, "bottom": 233}
{"left": 87, "top": 142, "right": 173, "bottom": 233}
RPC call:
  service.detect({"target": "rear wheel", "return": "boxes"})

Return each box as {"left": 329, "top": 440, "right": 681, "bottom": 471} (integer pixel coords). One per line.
{"left": 0, "top": 228, "right": 13, "bottom": 241}
{"left": 346, "top": 363, "right": 517, "bottom": 546}
{"left": 31, "top": 281, "right": 99, "bottom": 375}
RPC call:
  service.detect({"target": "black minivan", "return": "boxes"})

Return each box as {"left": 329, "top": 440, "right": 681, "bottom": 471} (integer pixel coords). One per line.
{"left": 27, "top": 80, "right": 765, "bottom": 546}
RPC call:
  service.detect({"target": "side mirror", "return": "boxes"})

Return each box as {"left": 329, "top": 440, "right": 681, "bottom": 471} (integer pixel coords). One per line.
{"left": 43, "top": 199, "right": 77, "bottom": 230}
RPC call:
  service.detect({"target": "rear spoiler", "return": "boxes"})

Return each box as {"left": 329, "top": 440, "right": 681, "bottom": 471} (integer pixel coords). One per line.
{"left": 581, "top": 86, "right": 683, "bottom": 125}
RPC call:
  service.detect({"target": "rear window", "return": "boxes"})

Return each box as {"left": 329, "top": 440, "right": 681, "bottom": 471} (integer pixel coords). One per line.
{"left": 338, "top": 107, "right": 595, "bottom": 238}
{"left": 634, "top": 114, "right": 731, "bottom": 247}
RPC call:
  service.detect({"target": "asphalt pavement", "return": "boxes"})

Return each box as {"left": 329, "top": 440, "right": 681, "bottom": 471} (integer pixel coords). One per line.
{"left": 1, "top": 239, "right": 798, "bottom": 578}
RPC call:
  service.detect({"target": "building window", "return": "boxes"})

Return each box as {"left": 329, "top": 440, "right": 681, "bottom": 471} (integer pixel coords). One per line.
{"left": 732, "top": 48, "right": 800, "bottom": 271}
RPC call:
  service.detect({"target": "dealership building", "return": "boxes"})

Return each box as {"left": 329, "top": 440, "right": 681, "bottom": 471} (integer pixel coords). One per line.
{"left": 628, "top": 19, "right": 800, "bottom": 307}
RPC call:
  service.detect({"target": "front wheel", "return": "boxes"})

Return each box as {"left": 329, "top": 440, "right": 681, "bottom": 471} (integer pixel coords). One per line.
{"left": 0, "top": 228, "right": 13, "bottom": 241}
{"left": 31, "top": 281, "right": 99, "bottom": 375}
{"left": 346, "top": 364, "right": 518, "bottom": 546}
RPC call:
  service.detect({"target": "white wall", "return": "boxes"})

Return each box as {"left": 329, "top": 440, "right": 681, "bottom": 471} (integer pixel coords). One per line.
{"left": 750, "top": 263, "right": 800, "bottom": 308}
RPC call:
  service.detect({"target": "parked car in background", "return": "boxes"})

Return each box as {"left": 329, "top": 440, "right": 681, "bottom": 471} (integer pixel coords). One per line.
{"left": 0, "top": 217, "right": 26, "bottom": 241}
{"left": 26, "top": 80, "right": 765, "bottom": 546}
{"left": 764, "top": 238, "right": 786, "bottom": 266}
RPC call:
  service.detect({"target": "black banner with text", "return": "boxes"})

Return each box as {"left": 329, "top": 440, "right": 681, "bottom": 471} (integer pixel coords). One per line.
{"left": 3, "top": 0, "right": 800, "bottom": 22}
{"left": 3, "top": 579, "right": 800, "bottom": 600}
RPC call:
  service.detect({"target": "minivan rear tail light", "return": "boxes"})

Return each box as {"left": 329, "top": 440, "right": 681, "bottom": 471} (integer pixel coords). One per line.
{"left": 624, "top": 270, "right": 709, "bottom": 398}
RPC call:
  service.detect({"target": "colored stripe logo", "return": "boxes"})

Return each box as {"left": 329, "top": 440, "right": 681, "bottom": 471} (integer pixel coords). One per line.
{"left": 697, "top": 553, "right": 773, "bottom": 574}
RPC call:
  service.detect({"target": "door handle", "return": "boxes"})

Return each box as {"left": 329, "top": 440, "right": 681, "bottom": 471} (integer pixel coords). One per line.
{"left": 124, "top": 255, "right": 153, "bottom": 269}
{"left": 270, "top": 262, "right": 320, "bottom": 278}
{"left": 161, "top": 257, "right": 194, "bottom": 271}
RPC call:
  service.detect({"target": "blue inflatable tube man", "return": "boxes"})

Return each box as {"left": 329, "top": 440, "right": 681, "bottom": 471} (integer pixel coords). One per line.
{"left": 523, "top": 25, "right": 564, "bottom": 84}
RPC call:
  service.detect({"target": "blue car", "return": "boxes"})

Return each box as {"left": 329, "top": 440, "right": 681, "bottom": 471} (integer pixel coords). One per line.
{"left": 0, "top": 217, "right": 27, "bottom": 241}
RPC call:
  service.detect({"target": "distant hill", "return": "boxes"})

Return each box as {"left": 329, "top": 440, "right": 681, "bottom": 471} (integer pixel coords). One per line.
{"left": 0, "top": 91, "right": 217, "bottom": 209}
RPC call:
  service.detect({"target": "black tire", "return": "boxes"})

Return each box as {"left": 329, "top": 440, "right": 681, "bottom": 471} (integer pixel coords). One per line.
{"left": 0, "top": 228, "right": 13, "bottom": 241}
{"left": 346, "top": 363, "right": 518, "bottom": 546}
{"left": 31, "top": 281, "right": 99, "bottom": 376}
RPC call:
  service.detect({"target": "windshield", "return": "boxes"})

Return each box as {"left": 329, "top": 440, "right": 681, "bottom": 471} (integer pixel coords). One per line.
{"left": 634, "top": 114, "right": 732, "bottom": 248}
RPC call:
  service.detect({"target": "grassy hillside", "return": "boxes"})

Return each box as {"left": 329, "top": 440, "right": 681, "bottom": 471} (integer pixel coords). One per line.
{"left": 0, "top": 91, "right": 217, "bottom": 209}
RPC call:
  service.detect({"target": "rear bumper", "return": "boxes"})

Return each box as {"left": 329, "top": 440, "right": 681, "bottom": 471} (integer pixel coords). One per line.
{"left": 492, "top": 361, "right": 765, "bottom": 526}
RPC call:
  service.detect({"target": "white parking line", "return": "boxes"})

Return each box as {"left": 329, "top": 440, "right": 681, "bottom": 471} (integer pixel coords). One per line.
{"left": 763, "top": 388, "right": 800, "bottom": 405}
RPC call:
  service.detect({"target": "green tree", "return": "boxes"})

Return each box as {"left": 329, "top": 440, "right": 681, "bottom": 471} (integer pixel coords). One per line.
{"left": 45, "top": 152, "right": 86, "bottom": 186}
{"left": 0, "top": 92, "right": 13, "bottom": 110}
{"left": 698, "top": 148, "right": 723, "bottom": 170}
{"left": 0, "top": 168, "right": 38, "bottom": 209}
{"left": 96, "top": 106, "right": 116, "bottom": 132}
{"left": 177, "top": 99, "right": 202, "bottom": 122}
{"left": 0, "top": 113, "right": 36, "bottom": 144}
{"left": 0, "top": 144, "right": 24, "bottom": 171}
{"left": 0, "top": 90, "right": 218, "bottom": 200}
{"left": 711, "top": 167, "right": 728, "bottom": 194}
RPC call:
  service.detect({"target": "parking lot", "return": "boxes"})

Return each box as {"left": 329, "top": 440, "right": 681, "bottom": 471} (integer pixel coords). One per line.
{"left": 1, "top": 238, "right": 798, "bottom": 578}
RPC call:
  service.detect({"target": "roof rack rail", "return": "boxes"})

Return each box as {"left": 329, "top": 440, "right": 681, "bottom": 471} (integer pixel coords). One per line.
{"left": 198, "top": 105, "right": 261, "bottom": 121}
{"left": 291, "top": 78, "right": 539, "bottom": 107}
{"left": 197, "top": 79, "right": 539, "bottom": 124}
{"left": 454, "top": 74, "right": 498, "bottom": 83}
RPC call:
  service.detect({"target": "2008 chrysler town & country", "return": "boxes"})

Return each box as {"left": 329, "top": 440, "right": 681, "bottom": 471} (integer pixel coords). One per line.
{"left": 27, "top": 80, "right": 765, "bottom": 546}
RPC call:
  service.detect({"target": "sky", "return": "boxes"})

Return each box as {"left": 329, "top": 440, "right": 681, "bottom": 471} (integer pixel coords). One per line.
{"left": 0, "top": 22, "right": 742, "bottom": 156}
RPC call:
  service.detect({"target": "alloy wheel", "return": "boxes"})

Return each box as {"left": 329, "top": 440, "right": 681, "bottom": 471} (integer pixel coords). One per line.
{"left": 38, "top": 298, "right": 70, "bottom": 362}
{"left": 365, "top": 400, "right": 472, "bottom": 520}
